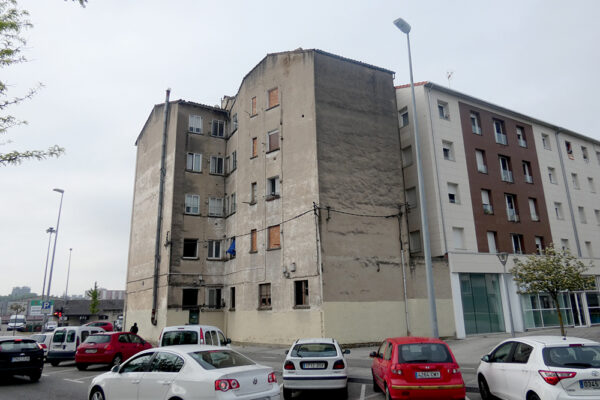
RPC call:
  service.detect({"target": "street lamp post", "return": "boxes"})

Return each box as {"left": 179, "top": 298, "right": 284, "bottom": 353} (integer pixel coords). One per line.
{"left": 64, "top": 248, "right": 73, "bottom": 301}
{"left": 393, "top": 17, "right": 439, "bottom": 338}
{"left": 41, "top": 227, "right": 55, "bottom": 299}
{"left": 497, "top": 252, "right": 515, "bottom": 337}
{"left": 42, "top": 188, "right": 64, "bottom": 332}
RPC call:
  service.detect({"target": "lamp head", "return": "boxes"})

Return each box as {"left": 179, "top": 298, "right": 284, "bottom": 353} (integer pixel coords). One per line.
{"left": 497, "top": 252, "right": 509, "bottom": 265}
{"left": 393, "top": 18, "right": 411, "bottom": 34}
{"left": 46, "top": 227, "right": 55, "bottom": 233}
{"left": 53, "top": 188, "right": 64, "bottom": 194}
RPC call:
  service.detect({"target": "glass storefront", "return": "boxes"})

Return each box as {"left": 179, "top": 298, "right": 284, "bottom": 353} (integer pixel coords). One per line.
{"left": 521, "top": 293, "right": 574, "bottom": 329}
{"left": 460, "top": 273, "right": 505, "bottom": 335}
{"left": 586, "top": 293, "right": 600, "bottom": 324}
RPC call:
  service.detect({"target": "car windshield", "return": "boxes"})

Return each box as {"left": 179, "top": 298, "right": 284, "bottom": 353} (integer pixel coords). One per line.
{"left": 10, "top": 317, "right": 25, "bottom": 324}
{"left": 543, "top": 345, "right": 600, "bottom": 368}
{"left": 161, "top": 331, "right": 198, "bottom": 346}
{"left": 291, "top": 343, "right": 338, "bottom": 357}
{"left": 398, "top": 343, "right": 453, "bottom": 363}
{"left": 0, "top": 340, "right": 38, "bottom": 352}
{"left": 190, "top": 350, "right": 255, "bottom": 370}
{"left": 84, "top": 335, "right": 111, "bottom": 344}
{"left": 53, "top": 330, "right": 66, "bottom": 343}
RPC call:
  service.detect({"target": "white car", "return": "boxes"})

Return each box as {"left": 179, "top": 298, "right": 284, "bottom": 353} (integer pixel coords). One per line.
{"left": 45, "top": 320, "right": 58, "bottom": 331}
{"left": 31, "top": 333, "right": 53, "bottom": 360}
{"left": 282, "top": 338, "right": 349, "bottom": 399}
{"left": 88, "top": 345, "right": 279, "bottom": 400}
{"left": 477, "top": 335, "right": 600, "bottom": 400}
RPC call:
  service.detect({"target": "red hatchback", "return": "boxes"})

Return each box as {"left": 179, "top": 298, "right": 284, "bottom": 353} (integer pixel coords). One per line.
{"left": 370, "top": 337, "right": 465, "bottom": 400}
{"left": 75, "top": 332, "right": 152, "bottom": 370}
{"left": 84, "top": 321, "right": 114, "bottom": 332}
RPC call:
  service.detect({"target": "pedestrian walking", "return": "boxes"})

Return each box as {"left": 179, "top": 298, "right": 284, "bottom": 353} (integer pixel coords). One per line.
{"left": 130, "top": 322, "right": 138, "bottom": 334}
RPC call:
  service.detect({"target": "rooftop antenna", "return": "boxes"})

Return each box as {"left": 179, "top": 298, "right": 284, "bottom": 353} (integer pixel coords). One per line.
{"left": 446, "top": 70, "right": 454, "bottom": 88}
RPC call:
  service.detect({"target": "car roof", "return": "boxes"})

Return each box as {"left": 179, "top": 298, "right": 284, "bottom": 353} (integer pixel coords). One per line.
{"left": 148, "top": 344, "right": 231, "bottom": 354}
{"left": 293, "top": 338, "right": 337, "bottom": 345}
{"left": 504, "top": 336, "right": 599, "bottom": 346}
{"left": 0, "top": 335, "right": 35, "bottom": 341}
{"left": 162, "top": 325, "right": 219, "bottom": 331}
{"left": 385, "top": 337, "right": 448, "bottom": 345}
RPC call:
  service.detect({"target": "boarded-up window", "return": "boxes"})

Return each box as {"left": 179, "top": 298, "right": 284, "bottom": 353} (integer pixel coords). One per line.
{"left": 268, "top": 225, "right": 280, "bottom": 249}
{"left": 252, "top": 137, "right": 258, "bottom": 157}
{"left": 251, "top": 97, "right": 257, "bottom": 116}
{"left": 268, "top": 88, "right": 279, "bottom": 108}
{"left": 268, "top": 130, "right": 279, "bottom": 152}
{"left": 250, "top": 229, "right": 257, "bottom": 252}
{"left": 259, "top": 283, "right": 271, "bottom": 308}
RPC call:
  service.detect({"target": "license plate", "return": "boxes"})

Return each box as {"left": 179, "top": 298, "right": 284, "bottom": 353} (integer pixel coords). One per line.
{"left": 11, "top": 356, "right": 30, "bottom": 362}
{"left": 302, "top": 362, "right": 325, "bottom": 369}
{"left": 85, "top": 349, "right": 97, "bottom": 353}
{"left": 580, "top": 380, "right": 600, "bottom": 389}
{"left": 415, "top": 371, "right": 441, "bottom": 379}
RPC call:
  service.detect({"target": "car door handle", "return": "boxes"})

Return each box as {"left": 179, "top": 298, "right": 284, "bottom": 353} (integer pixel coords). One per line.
{"left": 131, "top": 380, "right": 141, "bottom": 384}
{"left": 157, "top": 380, "right": 172, "bottom": 385}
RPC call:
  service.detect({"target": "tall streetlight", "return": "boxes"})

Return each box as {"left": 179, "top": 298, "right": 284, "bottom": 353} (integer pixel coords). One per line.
{"left": 43, "top": 188, "right": 64, "bottom": 333}
{"left": 64, "top": 248, "right": 73, "bottom": 301}
{"left": 497, "top": 252, "right": 515, "bottom": 337}
{"left": 41, "top": 227, "right": 55, "bottom": 298}
{"left": 394, "top": 17, "right": 439, "bottom": 338}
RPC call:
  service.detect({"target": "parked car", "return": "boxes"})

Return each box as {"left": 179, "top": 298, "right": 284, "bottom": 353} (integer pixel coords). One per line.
{"left": 7, "top": 314, "right": 26, "bottom": 332}
{"left": 84, "top": 321, "right": 114, "bottom": 332}
{"left": 88, "top": 345, "right": 279, "bottom": 400}
{"left": 0, "top": 336, "right": 44, "bottom": 382}
{"left": 477, "top": 335, "right": 600, "bottom": 400}
{"left": 31, "top": 333, "right": 52, "bottom": 360}
{"left": 282, "top": 338, "right": 350, "bottom": 399}
{"left": 75, "top": 332, "right": 152, "bottom": 370}
{"left": 44, "top": 320, "right": 58, "bottom": 332}
{"left": 159, "top": 325, "right": 230, "bottom": 347}
{"left": 371, "top": 337, "right": 465, "bottom": 400}
{"left": 47, "top": 325, "right": 105, "bottom": 366}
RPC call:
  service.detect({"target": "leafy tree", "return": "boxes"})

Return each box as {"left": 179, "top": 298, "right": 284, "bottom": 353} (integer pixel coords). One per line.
{"left": 86, "top": 281, "right": 100, "bottom": 315}
{"left": 9, "top": 302, "right": 26, "bottom": 314}
{"left": 511, "top": 245, "right": 594, "bottom": 336}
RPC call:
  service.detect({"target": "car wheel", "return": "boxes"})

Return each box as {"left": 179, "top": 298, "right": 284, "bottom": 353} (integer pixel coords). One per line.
{"left": 372, "top": 370, "right": 381, "bottom": 392}
{"left": 283, "top": 386, "right": 293, "bottom": 400}
{"left": 50, "top": 360, "right": 60, "bottom": 367}
{"left": 89, "top": 387, "right": 105, "bottom": 400}
{"left": 111, "top": 353, "right": 123, "bottom": 367}
{"left": 478, "top": 375, "right": 494, "bottom": 400}
{"left": 528, "top": 393, "right": 541, "bottom": 400}
{"left": 385, "top": 384, "right": 391, "bottom": 400}
{"left": 29, "top": 371, "right": 41, "bottom": 382}
{"left": 76, "top": 363, "right": 87, "bottom": 371}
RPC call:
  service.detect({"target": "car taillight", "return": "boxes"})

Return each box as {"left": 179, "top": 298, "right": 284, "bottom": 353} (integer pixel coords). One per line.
{"left": 391, "top": 364, "right": 403, "bottom": 375}
{"left": 214, "top": 379, "right": 240, "bottom": 391}
{"left": 38, "top": 343, "right": 45, "bottom": 350}
{"left": 105, "top": 344, "right": 113, "bottom": 351}
{"left": 538, "top": 370, "right": 577, "bottom": 385}
{"left": 284, "top": 361, "right": 296, "bottom": 370}
{"left": 447, "top": 365, "right": 460, "bottom": 374}
{"left": 268, "top": 372, "right": 277, "bottom": 383}
{"left": 333, "top": 360, "right": 345, "bottom": 369}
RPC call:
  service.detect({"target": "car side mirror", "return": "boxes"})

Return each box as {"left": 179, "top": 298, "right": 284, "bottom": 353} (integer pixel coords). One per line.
{"left": 481, "top": 355, "right": 490, "bottom": 363}
{"left": 111, "top": 365, "right": 120, "bottom": 373}
{"left": 343, "top": 349, "right": 351, "bottom": 355}
{"left": 285, "top": 350, "right": 289, "bottom": 355}
{"left": 369, "top": 351, "right": 377, "bottom": 358}
{"left": 226, "top": 338, "right": 232, "bottom": 345}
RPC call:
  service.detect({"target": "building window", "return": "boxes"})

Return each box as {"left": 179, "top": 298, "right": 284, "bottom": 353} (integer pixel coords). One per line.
{"left": 406, "top": 187, "right": 417, "bottom": 209}
{"left": 267, "top": 87, "right": 279, "bottom": 108}
{"left": 250, "top": 182, "right": 257, "bottom": 204}
{"left": 294, "top": 280, "right": 309, "bottom": 307}
{"left": 182, "top": 288, "right": 198, "bottom": 308}
{"left": 185, "top": 194, "right": 200, "bottom": 215}
{"left": 211, "top": 120, "right": 225, "bottom": 137}
{"left": 208, "top": 240, "right": 221, "bottom": 259}
{"left": 452, "top": 227, "right": 465, "bottom": 250}
{"left": 535, "top": 237, "right": 544, "bottom": 255}
{"left": 487, "top": 231, "right": 497, "bottom": 253}
{"left": 402, "top": 146, "right": 413, "bottom": 167}
{"left": 183, "top": 239, "right": 198, "bottom": 258}
{"left": 230, "top": 193, "right": 236, "bottom": 214}
{"left": 208, "top": 198, "right": 224, "bottom": 217}
{"left": 528, "top": 198, "right": 539, "bottom": 221}
{"left": 516, "top": 126, "right": 527, "bottom": 147}
{"left": 230, "top": 287, "right": 236, "bottom": 310}
{"left": 493, "top": 119, "right": 507, "bottom": 145}
{"left": 579, "top": 206, "right": 587, "bottom": 224}
{"left": 499, "top": 156, "right": 513, "bottom": 182}
{"left": 251, "top": 137, "right": 258, "bottom": 158}
{"left": 442, "top": 140, "right": 454, "bottom": 161}
{"left": 250, "top": 229, "right": 257, "bottom": 253}
{"left": 206, "top": 287, "right": 222, "bottom": 309}
{"left": 548, "top": 167, "right": 557, "bottom": 184}
{"left": 582, "top": 146, "right": 589, "bottom": 162}
{"left": 470, "top": 112, "right": 481, "bottom": 135}
{"left": 447, "top": 182, "right": 459, "bottom": 204}
{"left": 588, "top": 177, "right": 596, "bottom": 193}
{"left": 188, "top": 115, "right": 203, "bottom": 134}
{"left": 210, "top": 156, "right": 224, "bottom": 175}
{"left": 505, "top": 194, "right": 519, "bottom": 222}
{"left": 561, "top": 239, "right": 569, "bottom": 252}
{"left": 186, "top": 153, "right": 202, "bottom": 172}
{"left": 572, "top": 173, "right": 580, "bottom": 190}
{"left": 232, "top": 113, "right": 238, "bottom": 132}
{"left": 542, "top": 134, "right": 551, "bottom": 150}
{"left": 226, "top": 236, "right": 235, "bottom": 259}
{"left": 259, "top": 283, "right": 271, "bottom": 309}
{"left": 511, "top": 234, "right": 524, "bottom": 254}
{"left": 251, "top": 96, "right": 257, "bottom": 116}
{"left": 437, "top": 101, "right": 449, "bottom": 119}
{"left": 481, "top": 189, "right": 493, "bottom": 214}
{"left": 554, "top": 202, "right": 564, "bottom": 220}
{"left": 565, "top": 141, "right": 574, "bottom": 159}
{"left": 399, "top": 107, "right": 409, "bottom": 127}
{"left": 597, "top": 151, "right": 600, "bottom": 165}
{"left": 475, "top": 149, "right": 487, "bottom": 173}
{"left": 585, "top": 241, "right": 593, "bottom": 258}
{"left": 267, "top": 176, "right": 280, "bottom": 198}
{"left": 268, "top": 225, "right": 281, "bottom": 250}
{"left": 595, "top": 209, "right": 600, "bottom": 225}
{"left": 522, "top": 161, "right": 533, "bottom": 183}
{"left": 268, "top": 130, "right": 280, "bottom": 152}
{"left": 409, "top": 230, "right": 421, "bottom": 252}
{"left": 231, "top": 151, "right": 237, "bottom": 171}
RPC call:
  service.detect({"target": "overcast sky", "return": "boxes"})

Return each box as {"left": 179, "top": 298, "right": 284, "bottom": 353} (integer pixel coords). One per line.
{"left": 2, "top": 0, "right": 599, "bottom": 297}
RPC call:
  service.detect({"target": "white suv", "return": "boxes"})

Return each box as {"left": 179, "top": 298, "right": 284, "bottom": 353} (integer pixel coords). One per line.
{"left": 282, "top": 338, "right": 350, "bottom": 399}
{"left": 477, "top": 335, "right": 600, "bottom": 400}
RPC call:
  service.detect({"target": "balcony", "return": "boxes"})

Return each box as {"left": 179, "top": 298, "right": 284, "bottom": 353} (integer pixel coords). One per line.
{"left": 525, "top": 174, "right": 533, "bottom": 183}
{"left": 477, "top": 164, "right": 488, "bottom": 174}
{"left": 507, "top": 210, "right": 520, "bottom": 222}
{"left": 518, "top": 139, "right": 527, "bottom": 148}
{"left": 501, "top": 170, "right": 514, "bottom": 183}
{"left": 531, "top": 213, "right": 539, "bottom": 222}
{"left": 483, "top": 204, "right": 494, "bottom": 214}
{"left": 495, "top": 133, "right": 508, "bottom": 145}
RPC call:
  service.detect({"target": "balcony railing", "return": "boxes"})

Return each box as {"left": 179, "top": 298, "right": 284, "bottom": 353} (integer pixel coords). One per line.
{"left": 496, "top": 133, "right": 508, "bottom": 145}
{"left": 501, "top": 170, "right": 514, "bottom": 182}
{"left": 525, "top": 175, "right": 533, "bottom": 183}
{"left": 531, "top": 213, "right": 539, "bottom": 222}
{"left": 507, "top": 210, "right": 520, "bottom": 222}
{"left": 518, "top": 139, "right": 527, "bottom": 148}
{"left": 483, "top": 204, "right": 494, "bottom": 214}
{"left": 477, "top": 164, "right": 488, "bottom": 174}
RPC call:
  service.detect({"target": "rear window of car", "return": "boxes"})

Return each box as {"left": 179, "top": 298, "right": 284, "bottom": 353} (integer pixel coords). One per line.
{"left": 0, "top": 340, "right": 39, "bottom": 352}
{"left": 31, "top": 334, "right": 47, "bottom": 342}
{"left": 398, "top": 343, "right": 453, "bottom": 363}
{"left": 291, "top": 343, "right": 338, "bottom": 357}
{"left": 161, "top": 331, "right": 198, "bottom": 346}
{"left": 84, "top": 335, "right": 111, "bottom": 344}
{"left": 543, "top": 345, "right": 600, "bottom": 368}
{"left": 190, "top": 350, "right": 255, "bottom": 369}
{"left": 53, "top": 330, "right": 66, "bottom": 343}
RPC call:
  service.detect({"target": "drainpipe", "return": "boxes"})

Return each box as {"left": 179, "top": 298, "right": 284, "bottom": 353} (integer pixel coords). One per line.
{"left": 152, "top": 88, "right": 171, "bottom": 326}
{"left": 397, "top": 206, "right": 411, "bottom": 336}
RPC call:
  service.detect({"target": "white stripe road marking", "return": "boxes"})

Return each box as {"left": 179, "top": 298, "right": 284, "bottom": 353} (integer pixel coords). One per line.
{"left": 64, "top": 379, "right": 84, "bottom": 384}
{"left": 461, "top": 367, "right": 476, "bottom": 370}
{"left": 360, "top": 384, "right": 366, "bottom": 400}
{"left": 279, "top": 383, "right": 283, "bottom": 389}
{"left": 43, "top": 368, "right": 78, "bottom": 375}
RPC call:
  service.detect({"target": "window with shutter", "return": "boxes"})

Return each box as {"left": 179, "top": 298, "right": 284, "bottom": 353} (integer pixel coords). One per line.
{"left": 251, "top": 97, "right": 257, "bottom": 116}
{"left": 268, "top": 130, "right": 279, "bottom": 152}
{"left": 250, "top": 230, "right": 257, "bottom": 252}
{"left": 268, "top": 88, "right": 279, "bottom": 108}
{"left": 252, "top": 138, "right": 258, "bottom": 158}
{"left": 268, "top": 225, "right": 280, "bottom": 249}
